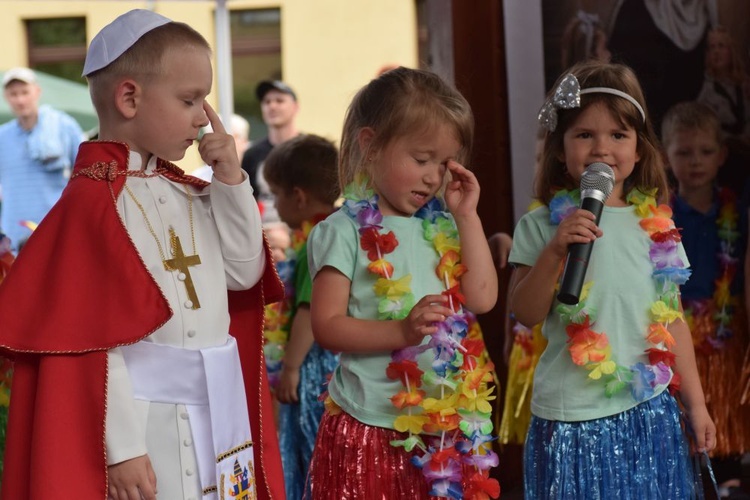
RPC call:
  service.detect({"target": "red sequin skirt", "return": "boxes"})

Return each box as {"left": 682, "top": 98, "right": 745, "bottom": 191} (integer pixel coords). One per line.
{"left": 305, "top": 410, "right": 435, "bottom": 499}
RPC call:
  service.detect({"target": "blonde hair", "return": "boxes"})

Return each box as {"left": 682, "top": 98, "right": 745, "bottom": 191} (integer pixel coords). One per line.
{"left": 338, "top": 67, "right": 474, "bottom": 191}
{"left": 661, "top": 101, "right": 724, "bottom": 149}
{"left": 706, "top": 26, "right": 747, "bottom": 84}
{"left": 536, "top": 60, "right": 668, "bottom": 205}
{"left": 86, "top": 22, "right": 210, "bottom": 114}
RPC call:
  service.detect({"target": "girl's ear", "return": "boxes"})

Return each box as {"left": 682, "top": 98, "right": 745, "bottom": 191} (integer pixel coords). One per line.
{"left": 357, "top": 127, "right": 376, "bottom": 160}
{"left": 292, "top": 186, "right": 307, "bottom": 208}
{"left": 113, "top": 79, "right": 140, "bottom": 119}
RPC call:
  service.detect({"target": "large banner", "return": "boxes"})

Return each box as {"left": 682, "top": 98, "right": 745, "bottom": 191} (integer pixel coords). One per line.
{"left": 542, "top": 0, "right": 750, "bottom": 194}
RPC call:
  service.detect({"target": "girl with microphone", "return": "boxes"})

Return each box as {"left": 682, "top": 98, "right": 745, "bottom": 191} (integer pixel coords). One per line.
{"left": 509, "top": 60, "right": 715, "bottom": 498}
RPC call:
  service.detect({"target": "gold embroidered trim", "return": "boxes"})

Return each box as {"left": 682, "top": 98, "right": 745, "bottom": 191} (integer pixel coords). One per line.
{"left": 216, "top": 441, "right": 253, "bottom": 463}
{"left": 253, "top": 232, "right": 285, "bottom": 499}
{"left": 71, "top": 160, "right": 163, "bottom": 182}
{"left": 70, "top": 158, "right": 210, "bottom": 188}
{"left": 257, "top": 267, "right": 271, "bottom": 498}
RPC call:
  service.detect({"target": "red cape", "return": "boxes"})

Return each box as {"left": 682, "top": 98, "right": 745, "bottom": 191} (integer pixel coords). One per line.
{"left": 0, "top": 142, "right": 285, "bottom": 499}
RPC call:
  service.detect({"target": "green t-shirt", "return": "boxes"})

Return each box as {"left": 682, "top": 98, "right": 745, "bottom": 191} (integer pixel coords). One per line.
{"left": 294, "top": 241, "right": 312, "bottom": 308}
{"left": 308, "top": 208, "right": 448, "bottom": 429}
{"left": 509, "top": 204, "right": 689, "bottom": 422}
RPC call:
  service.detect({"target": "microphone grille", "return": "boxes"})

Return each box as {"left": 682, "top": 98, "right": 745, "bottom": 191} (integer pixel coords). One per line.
{"left": 581, "top": 162, "right": 615, "bottom": 199}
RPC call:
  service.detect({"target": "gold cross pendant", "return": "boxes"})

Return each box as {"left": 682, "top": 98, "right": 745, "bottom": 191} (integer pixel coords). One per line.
{"left": 164, "top": 228, "right": 201, "bottom": 309}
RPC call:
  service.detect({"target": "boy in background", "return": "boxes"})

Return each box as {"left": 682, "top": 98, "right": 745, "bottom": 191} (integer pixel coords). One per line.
{"left": 263, "top": 134, "right": 340, "bottom": 499}
{"left": 663, "top": 100, "right": 750, "bottom": 497}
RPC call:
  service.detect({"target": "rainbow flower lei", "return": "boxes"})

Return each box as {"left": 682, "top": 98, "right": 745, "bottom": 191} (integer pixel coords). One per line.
{"left": 263, "top": 220, "right": 318, "bottom": 389}
{"left": 550, "top": 188, "right": 690, "bottom": 401}
{"left": 680, "top": 188, "right": 740, "bottom": 354}
{"left": 342, "top": 177, "right": 500, "bottom": 500}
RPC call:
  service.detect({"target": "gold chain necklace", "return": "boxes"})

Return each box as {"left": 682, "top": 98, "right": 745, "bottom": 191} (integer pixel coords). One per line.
{"left": 123, "top": 182, "right": 202, "bottom": 309}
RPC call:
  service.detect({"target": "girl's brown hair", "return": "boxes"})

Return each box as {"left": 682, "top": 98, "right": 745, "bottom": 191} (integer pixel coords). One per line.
{"left": 536, "top": 60, "right": 668, "bottom": 205}
{"left": 338, "top": 67, "right": 474, "bottom": 191}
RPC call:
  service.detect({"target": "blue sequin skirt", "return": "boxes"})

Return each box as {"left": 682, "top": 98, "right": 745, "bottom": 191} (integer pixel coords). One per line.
{"left": 278, "top": 343, "right": 339, "bottom": 500}
{"left": 524, "top": 390, "right": 695, "bottom": 499}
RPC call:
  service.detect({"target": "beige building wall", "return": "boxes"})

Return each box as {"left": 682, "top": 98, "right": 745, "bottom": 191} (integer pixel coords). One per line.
{"left": 0, "top": 0, "right": 418, "bottom": 170}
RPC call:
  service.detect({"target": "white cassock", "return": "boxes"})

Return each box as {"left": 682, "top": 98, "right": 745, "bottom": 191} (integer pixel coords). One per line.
{"left": 106, "top": 151, "right": 265, "bottom": 500}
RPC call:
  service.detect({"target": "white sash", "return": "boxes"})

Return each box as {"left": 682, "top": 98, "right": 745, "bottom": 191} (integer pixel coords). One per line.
{"left": 121, "top": 337, "right": 258, "bottom": 499}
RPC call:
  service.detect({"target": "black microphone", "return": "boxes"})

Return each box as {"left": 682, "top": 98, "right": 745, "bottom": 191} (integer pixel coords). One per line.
{"left": 557, "top": 162, "right": 615, "bottom": 305}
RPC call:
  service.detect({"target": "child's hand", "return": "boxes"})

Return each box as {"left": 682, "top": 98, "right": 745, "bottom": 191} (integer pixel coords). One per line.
{"left": 687, "top": 404, "right": 716, "bottom": 453}
{"left": 549, "top": 209, "right": 602, "bottom": 258}
{"left": 198, "top": 102, "right": 244, "bottom": 185}
{"left": 444, "top": 161, "right": 480, "bottom": 218}
{"left": 277, "top": 366, "right": 300, "bottom": 404}
{"left": 400, "top": 295, "right": 454, "bottom": 346}
{"left": 108, "top": 454, "right": 157, "bottom": 500}
{"left": 488, "top": 232, "right": 513, "bottom": 269}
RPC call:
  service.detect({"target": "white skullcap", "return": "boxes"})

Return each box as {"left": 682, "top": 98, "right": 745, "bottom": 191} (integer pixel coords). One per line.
{"left": 82, "top": 9, "right": 172, "bottom": 77}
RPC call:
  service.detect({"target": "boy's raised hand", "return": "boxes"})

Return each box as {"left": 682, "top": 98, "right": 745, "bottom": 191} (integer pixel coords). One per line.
{"left": 198, "top": 102, "right": 244, "bottom": 185}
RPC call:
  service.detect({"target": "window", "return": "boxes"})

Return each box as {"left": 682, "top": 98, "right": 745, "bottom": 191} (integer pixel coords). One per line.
{"left": 230, "top": 8, "right": 282, "bottom": 141}
{"left": 26, "top": 17, "right": 87, "bottom": 84}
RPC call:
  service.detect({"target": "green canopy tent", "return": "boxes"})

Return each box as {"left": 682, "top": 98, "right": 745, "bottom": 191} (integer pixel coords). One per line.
{"left": 0, "top": 69, "right": 98, "bottom": 134}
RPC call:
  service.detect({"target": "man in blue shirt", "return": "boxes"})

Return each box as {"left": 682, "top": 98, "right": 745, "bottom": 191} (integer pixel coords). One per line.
{"left": 0, "top": 67, "right": 83, "bottom": 251}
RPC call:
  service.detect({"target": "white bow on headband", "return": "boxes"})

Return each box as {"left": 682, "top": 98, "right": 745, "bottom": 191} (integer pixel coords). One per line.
{"left": 538, "top": 73, "right": 646, "bottom": 132}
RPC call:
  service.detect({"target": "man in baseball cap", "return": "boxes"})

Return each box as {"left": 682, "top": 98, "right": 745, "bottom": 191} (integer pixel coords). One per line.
{"left": 241, "top": 79, "right": 301, "bottom": 222}
{"left": 255, "top": 79, "right": 297, "bottom": 102}
{"left": 2, "top": 67, "right": 37, "bottom": 87}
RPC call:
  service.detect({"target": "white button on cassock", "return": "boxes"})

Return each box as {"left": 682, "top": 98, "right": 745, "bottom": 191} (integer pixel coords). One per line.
{"left": 187, "top": 330, "right": 196, "bottom": 338}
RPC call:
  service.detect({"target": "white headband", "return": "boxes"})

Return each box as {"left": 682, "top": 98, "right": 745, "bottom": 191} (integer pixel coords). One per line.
{"left": 538, "top": 73, "right": 646, "bottom": 132}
